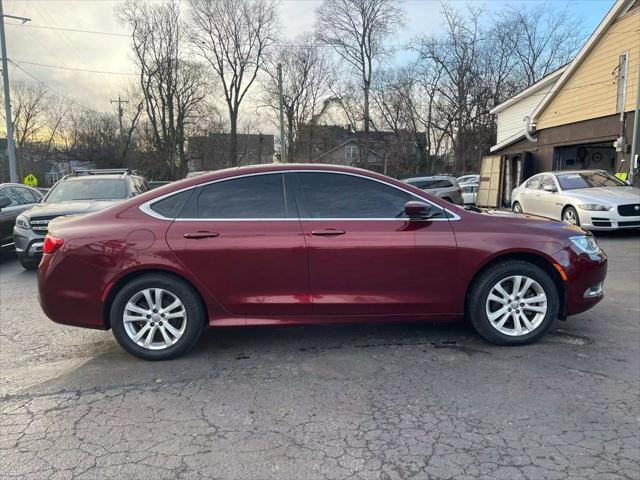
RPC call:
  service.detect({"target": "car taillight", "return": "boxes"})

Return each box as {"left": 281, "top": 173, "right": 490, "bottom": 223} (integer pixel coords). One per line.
{"left": 43, "top": 234, "right": 64, "bottom": 254}
{"left": 458, "top": 188, "right": 463, "bottom": 194}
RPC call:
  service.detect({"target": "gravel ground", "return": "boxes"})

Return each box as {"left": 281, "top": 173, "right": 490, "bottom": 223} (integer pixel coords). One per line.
{"left": 1, "top": 231, "right": 638, "bottom": 480}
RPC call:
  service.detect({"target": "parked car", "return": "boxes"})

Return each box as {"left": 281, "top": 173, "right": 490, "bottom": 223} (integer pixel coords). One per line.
{"left": 38, "top": 164, "right": 607, "bottom": 360}
{"left": 512, "top": 169, "right": 640, "bottom": 230}
{"left": 461, "top": 183, "right": 478, "bottom": 205}
{"left": 403, "top": 175, "right": 463, "bottom": 204}
{"left": 457, "top": 174, "right": 480, "bottom": 185}
{"left": 0, "top": 184, "right": 43, "bottom": 256}
{"left": 14, "top": 169, "right": 149, "bottom": 270}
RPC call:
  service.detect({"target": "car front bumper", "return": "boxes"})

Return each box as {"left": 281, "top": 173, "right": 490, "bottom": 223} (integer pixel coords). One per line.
{"left": 554, "top": 244, "right": 608, "bottom": 317}
{"left": 13, "top": 225, "right": 45, "bottom": 259}
{"left": 578, "top": 209, "right": 640, "bottom": 230}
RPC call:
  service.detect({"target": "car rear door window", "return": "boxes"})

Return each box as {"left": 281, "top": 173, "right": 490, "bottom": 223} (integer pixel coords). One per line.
{"left": 150, "top": 190, "right": 192, "bottom": 218}
{"left": 297, "top": 172, "right": 414, "bottom": 219}
{"left": 196, "top": 173, "right": 289, "bottom": 219}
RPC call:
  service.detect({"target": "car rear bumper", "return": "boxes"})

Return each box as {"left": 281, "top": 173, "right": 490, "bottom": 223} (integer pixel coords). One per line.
{"left": 38, "top": 252, "right": 108, "bottom": 330}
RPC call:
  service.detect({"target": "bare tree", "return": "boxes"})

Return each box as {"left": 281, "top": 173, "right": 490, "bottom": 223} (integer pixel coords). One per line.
{"left": 316, "top": 0, "right": 404, "bottom": 135}
{"left": 188, "top": 0, "right": 278, "bottom": 167}
{"left": 497, "top": 3, "right": 583, "bottom": 85}
{"left": 262, "top": 36, "right": 334, "bottom": 161}
{"left": 119, "top": 0, "right": 208, "bottom": 178}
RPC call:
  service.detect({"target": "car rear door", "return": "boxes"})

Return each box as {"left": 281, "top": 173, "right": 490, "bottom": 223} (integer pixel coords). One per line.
{"left": 294, "top": 171, "right": 458, "bottom": 317}
{"left": 165, "top": 173, "right": 311, "bottom": 318}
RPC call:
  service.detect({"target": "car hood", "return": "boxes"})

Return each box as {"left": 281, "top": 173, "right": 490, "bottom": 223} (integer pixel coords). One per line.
{"left": 23, "top": 200, "right": 122, "bottom": 218}
{"left": 564, "top": 186, "right": 640, "bottom": 205}
{"left": 471, "top": 207, "right": 585, "bottom": 237}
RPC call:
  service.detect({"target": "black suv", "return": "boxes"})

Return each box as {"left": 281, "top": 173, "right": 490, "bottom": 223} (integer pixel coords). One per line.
{"left": 0, "top": 184, "right": 44, "bottom": 256}
{"left": 13, "top": 169, "right": 149, "bottom": 270}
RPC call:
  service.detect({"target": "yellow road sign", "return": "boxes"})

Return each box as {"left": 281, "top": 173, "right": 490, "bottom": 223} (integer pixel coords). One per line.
{"left": 23, "top": 173, "right": 38, "bottom": 187}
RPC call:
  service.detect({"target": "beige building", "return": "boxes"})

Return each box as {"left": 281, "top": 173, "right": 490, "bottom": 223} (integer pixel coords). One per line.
{"left": 487, "top": 0, "right": 640, "bottom": 205}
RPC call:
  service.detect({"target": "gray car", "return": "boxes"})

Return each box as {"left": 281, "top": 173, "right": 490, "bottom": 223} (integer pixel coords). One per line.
{"left": 13, "top": 169, "right": 149, "bottom": 270}
{"left": 403, "top": 175, "right": 464, "bottom": 204}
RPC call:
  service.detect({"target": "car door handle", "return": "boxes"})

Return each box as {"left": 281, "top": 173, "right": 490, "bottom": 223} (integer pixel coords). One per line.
{"left": 183, "top": 231, "right": 219, "bottom": 239}
{"left": 311, "top": 229, "right": 346, "bottom": 237}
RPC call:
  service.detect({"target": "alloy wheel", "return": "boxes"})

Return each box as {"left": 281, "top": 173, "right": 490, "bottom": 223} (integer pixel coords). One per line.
{"left": 123, "top": 288, "right": 187, "bottom": 350}
{"left": 485, "top": 275, "right": 547, "bottom": 336}
{"left": 563, "top": 209, "right": 578, "bottom": 225}
{"left": 513, "top": 203, "right": 522, "bottom": 213}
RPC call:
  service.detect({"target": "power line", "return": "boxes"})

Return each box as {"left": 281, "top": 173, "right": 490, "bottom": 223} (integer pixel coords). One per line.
{"left": 8, "top": 59, "right": 99, "bottom": 113}
{"left": 9, "top": 59, "right": 137, "bottom": 76}
{"left": 12, "top": 23, "right": 129, "bottom": 37}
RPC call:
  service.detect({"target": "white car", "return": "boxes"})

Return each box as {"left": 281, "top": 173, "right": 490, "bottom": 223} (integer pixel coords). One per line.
{"left": 457, "top": 174, "right": 480, "bottom": 186}
{"left": 511, "top": 170, "right": 640, "bottom": 230}
{"left": 461, "top": 183, "right": 478, "bottom": 205}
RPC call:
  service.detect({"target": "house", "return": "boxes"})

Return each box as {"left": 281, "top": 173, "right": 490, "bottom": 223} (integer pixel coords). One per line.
{"left": 487, "top": 0, "right": 640, "bottom": 205}
{"left": 294, "top": 124, "right": 427, "bottom": 177}
{"left": 187, "top": 133, "right": 275, "bottom": 171}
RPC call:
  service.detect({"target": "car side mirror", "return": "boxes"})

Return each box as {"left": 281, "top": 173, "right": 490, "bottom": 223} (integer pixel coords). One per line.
{"left": 404, "top": 201, "right": 433, "bottom": 219}
{"left": 542, "top": 184, "right": 557, "bottom": 193}
{"left": 0, "top": 196, "right": 11, "bottom": 210}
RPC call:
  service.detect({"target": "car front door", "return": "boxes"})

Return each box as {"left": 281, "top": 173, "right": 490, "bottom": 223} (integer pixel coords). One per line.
{"left": 165, "top": 173, "right": 311, "bottom": 318}
{"left": 535, "top": 175, "right": 562, "bottom": 219}
{"left": 0, "top": 187, "right": 34, "bottom": 248}
{"left": 294, "top": 171, "right": 458, "bottom": 317}
{"left": 519, "top": 175, "right": 542, "bottom": 214}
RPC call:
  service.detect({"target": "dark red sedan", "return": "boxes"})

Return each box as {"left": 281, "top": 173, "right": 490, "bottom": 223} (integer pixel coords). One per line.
{"left": 38, "top": 165, "right": 607, "bottom": 360}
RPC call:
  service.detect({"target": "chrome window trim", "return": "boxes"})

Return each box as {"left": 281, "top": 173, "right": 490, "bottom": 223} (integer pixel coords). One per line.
{"left": 139, "top": 170, "right": 462, "bottom": 222}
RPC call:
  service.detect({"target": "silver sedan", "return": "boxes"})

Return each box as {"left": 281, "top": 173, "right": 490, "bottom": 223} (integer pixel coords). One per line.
{"left": 511, "top": 170, "right": 640, "bottom": 230}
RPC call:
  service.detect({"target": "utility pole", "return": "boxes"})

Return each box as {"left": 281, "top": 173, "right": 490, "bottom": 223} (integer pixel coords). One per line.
{"left": 277, "top": 63, "right": 286, "bottom": 163}
{"left": 110, "top": 95, "right": 128, "bottom": 139}
{"left": 0, "top": 1, "right": 30, "bottom": 183}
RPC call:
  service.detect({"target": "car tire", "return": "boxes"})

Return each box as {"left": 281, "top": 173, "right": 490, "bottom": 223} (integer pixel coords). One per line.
{"left": 512, "top": 201, "right": 523, "bottom": 213}
{"left": 18, "top": 254, "right": 39, "bottom": 271}
{"left": 467, "top": 260, "right": 559, "bottom": 346}
{"left": 110, "top": 273, "right": 205, "bottom": 360}
{"left": 562, "top": 206, "right": 580, "bottom": 226}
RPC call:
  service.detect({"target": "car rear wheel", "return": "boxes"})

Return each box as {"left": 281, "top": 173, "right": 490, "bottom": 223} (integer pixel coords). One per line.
{"left": 467, "top": 260, "right": 559, "bottom": 345}
{"left": 110, "top": 274, "right": 205, "bottom": 360}
{"left": 562, "top": 206, "right": 580, "bottom": 225}
{"left": 512, "top": 202, "right": 523, "bottom": 213}
{"left": 18, "top": 254, "right": 39, "bottom": 271}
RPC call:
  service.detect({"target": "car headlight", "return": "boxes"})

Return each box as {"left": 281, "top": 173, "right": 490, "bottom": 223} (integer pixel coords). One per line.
{"left": 15, "top": 214, "right": 30, "bottom": 229}
{"left": 570, "top": 235, "right": 601, "bottom": 254}
{"left": 577, "top": 203, "right": 611, "bottom": 211}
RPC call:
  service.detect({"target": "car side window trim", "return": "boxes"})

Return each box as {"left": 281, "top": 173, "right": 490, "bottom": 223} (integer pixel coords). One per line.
{"left": 139, "top": 170, "right": 461, "bottom": 222}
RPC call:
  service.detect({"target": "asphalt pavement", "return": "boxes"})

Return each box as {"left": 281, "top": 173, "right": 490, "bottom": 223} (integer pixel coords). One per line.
{"left": 1, "top": 231, "right": 639, "bottom": 480}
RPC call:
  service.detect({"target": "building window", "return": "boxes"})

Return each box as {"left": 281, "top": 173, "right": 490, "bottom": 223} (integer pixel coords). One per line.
{"left": 345, "top": 145, "right": 358, "bottom": 160}
{"left": 616, "top": 52, "right": 629, "bottom": 113}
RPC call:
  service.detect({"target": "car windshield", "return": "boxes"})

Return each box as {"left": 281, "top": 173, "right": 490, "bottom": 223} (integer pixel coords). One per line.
{"left": 555, "top": 171, "right": 627, "bottom": 191}
{"left": 45, "top": 179, "right": 127, "bottom": 203}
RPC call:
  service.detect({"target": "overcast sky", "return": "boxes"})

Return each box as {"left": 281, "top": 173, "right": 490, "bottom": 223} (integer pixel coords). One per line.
{"left": 3, "top": 0, "right": 614, "bottom": 118}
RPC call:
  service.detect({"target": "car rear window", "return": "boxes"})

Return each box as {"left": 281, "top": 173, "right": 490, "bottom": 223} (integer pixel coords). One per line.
{"left": 149, "top": 190, "right": 192, "bottom": 218}
{"left": 46, "top": 179, "right": 127, "bottom": 203}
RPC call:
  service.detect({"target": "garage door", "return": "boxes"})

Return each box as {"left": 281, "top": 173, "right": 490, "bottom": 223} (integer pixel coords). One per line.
{"left": 476, "top": 155, "right": 503, "bottom": 208}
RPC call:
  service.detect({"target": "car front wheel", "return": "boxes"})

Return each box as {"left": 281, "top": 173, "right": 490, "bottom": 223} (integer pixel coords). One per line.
{"left": 467, "top": 260, "right": 559, "bottom": 345}
{"left": 110, "top": 274, "right": 205, "bottom": 360}
{"left": 562, "top": 206, "right": 580, "bottom": 225}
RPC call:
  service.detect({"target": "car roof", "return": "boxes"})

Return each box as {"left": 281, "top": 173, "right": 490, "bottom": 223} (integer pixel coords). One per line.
{"left": 535, "top": 169, "right": 607, "bottom": 176}
{"left": 404, "top": 175, "right": 455, "bottom": 182}
{"left": 63, "top": 174, "right": 129, "bottom": 181}
{"left": 0, "top": 183, "right": 39, "bottom": 188}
